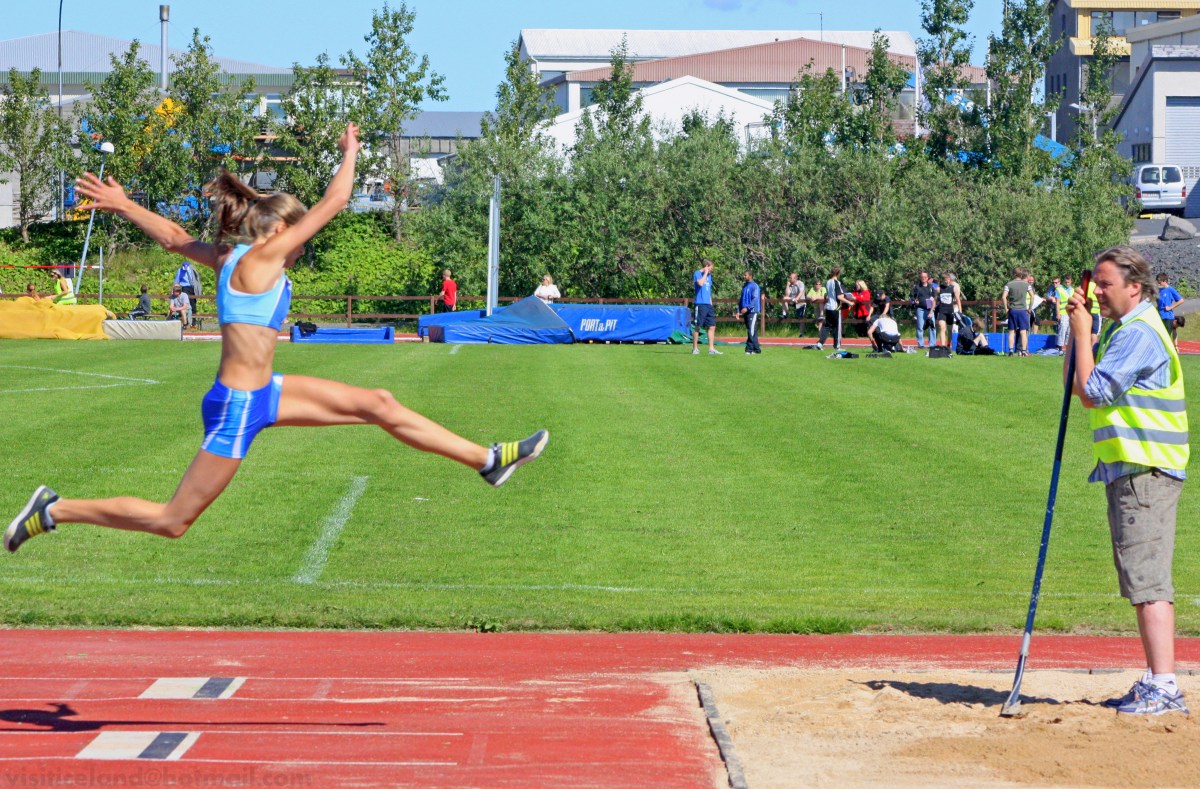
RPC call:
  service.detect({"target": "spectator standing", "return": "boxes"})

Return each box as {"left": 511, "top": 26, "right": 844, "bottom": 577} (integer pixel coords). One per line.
{"left": 168, "top": 284, "right": 191, "bottom": 325}
{"left": 49, "top": 271, "right": 76, "bottom": 305}
{"left": 439, "top": 269, "right": 458, "bottom": 313}
{"left": 1087, "top": 276, "right": 1102, "bottom": 344}
{"left": 852, "top": 280, "right": 873, "bottom": 340}
{"left": 1047, "top": 276, "right": 1072, "bottom": 352}
{"left": 936, "top": 272, "right": 962, "bottom": 348}
{"left": 871, "top": 286, "right": 891, "bottom": 319}
{"left": 911, "top": 271, "right": 937, "bottom": 349}
{"left": 815, "top": 266, "right": 853, "bottom": 350}
{"left": 1065, "top": 246, "right": 1189, "bottom": 716}
{"left": 691, "top": 258, "right": 720, "bottom": 355}
{"left": 808, "top": 279, "right": 826, "bottom": 338}
{"left": 534, "top": 274, "right": 561, "bottom": 305}
{"left": 1156, "top": 274, "right": 1185, "bottom": 347}
{"left": 1026, "top": 272, "right": 1040, "bottom": 335}
{"left": 781, "top": 272, "right": 805, "bottom": 319}
{"left": 739, "top": 270, "right": 762, "bottom": 355}
{"left": 1002, "top": 267, "right": 1032, "bottom": 356}
{"left": 128, "top": 285, "right": 152, "bottom": 320}
{"left": 174, "top": 259, "right": 202, "bottom": 327}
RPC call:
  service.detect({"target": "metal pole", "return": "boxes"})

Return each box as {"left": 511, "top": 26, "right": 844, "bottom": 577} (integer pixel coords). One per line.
{"left": 57, "top": 0, "right": 64, "bottom": 220}
{"left": 76, "top": 150, "right": 108, "bottom": 293}
{"left": 160, "top": 6, "right": 169, "bottom": 92}
{"left": 486, "top": 175, "right": 500, "bottom": 316}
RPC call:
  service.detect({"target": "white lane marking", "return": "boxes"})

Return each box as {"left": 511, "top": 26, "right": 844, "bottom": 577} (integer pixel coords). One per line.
{"left": 139, "top": 677, "right": 246, "bottom": 700}
{"left": 449, "top": 344, "right": 462, "bottom": 355}
{"left": 0, "top": 365, "right": 161, "bottom": 395}
{"left": 75, "top": 731, "right": 198, "bottom": 761}
{"left": 292, "top": 476, "right": 369, "bottom": 584}
{"left": 0, "top": 573, "right": 1129, "bottom": 601}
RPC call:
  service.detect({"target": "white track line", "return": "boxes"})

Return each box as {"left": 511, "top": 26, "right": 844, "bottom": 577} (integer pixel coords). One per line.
{"left": 0, "top": 573, "right": 1133, "bottom": 601}
{"left": 292, "top": 476, "right": 369, "bottom": 584}
{"left": 449, "top": 344, "right": 462, "bottom": 355}
{"left": 0, "top": 365, "right": 160, "bottom": 395}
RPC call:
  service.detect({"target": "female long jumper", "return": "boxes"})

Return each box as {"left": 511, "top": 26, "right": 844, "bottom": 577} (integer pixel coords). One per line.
{"left": 6, "top": 124, "right": 547, "bottom": 551}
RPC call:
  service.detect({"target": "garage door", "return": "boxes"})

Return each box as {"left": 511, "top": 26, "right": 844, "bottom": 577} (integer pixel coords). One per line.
{"left": 1166, "top": 97, "right": 1200, "bottom": 217}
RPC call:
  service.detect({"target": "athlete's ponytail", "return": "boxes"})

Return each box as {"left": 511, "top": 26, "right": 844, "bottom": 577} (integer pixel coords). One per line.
{"left": 205, "top": 170, "right": 258, "bottom": 243}
{"left": 205, "top": 171, "right": 308, "bottom": 244}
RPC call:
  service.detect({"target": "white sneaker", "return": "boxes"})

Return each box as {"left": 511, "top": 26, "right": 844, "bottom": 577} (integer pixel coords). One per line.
{"left": 691, "top": 348, "right": 700, "bottom": 355}
{"left": 709, "top": 349, "right": 722, "bottom": 355}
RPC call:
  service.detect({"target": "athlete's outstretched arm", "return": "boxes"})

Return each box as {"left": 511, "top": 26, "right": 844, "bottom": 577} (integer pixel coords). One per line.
{"left": 250, "top": 123, "right": 361, "bottom": 266}
{"left": 74, "top": 173, "right": 224, "bottom": 270}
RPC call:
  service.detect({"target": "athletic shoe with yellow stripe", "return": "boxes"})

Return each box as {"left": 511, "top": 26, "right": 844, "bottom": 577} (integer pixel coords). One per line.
{"left": 5, "top": 486, "right": 59, "bottom": 553}
{"left": 481, "top": 430, "right": 549, "bottom": 488}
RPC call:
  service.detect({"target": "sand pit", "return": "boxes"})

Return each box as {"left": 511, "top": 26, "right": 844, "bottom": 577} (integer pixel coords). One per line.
{"left": 697, "top": 668, "right": 1200, "bottom": 788}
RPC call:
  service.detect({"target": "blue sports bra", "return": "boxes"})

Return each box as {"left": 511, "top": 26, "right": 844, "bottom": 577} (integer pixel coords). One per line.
{"left": 217, "top": 244, "right": 293, "bottom": 331}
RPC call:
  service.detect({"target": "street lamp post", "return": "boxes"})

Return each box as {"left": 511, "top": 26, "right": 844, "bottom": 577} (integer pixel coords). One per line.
{"left": 57, "top": 0, "right": 64, "bottom": 220}
{"left": 803, "top": 12, "right": 824, "bottom": 42}
{"left": 76, "top": 142, "right": 114, "bottom": 294}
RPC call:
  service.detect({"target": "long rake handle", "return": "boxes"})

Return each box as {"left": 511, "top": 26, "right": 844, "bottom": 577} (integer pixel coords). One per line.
{"left": 1000, "top": 269, "right": 1091, "bottom": 717}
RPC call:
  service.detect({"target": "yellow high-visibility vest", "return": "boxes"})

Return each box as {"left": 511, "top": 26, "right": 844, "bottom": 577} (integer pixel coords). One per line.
{"left": 53, "top": 278, "right": 76, "bottom": 305}
{"left": 1090, "top": 306, "right": 1189, "bottom": 470}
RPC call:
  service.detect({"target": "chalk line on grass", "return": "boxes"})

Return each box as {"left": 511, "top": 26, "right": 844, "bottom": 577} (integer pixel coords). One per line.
{"left": 449, "top": 344, "right": 462, "bottom": 355}
{"left": 0, "top": 365, "right": 160, "bottom": 394}
{"left": 0, "top": 571, "right": 1131, "bottom": 602}
{"left": 292, "top": 476, "right": 369, "bottom": 584}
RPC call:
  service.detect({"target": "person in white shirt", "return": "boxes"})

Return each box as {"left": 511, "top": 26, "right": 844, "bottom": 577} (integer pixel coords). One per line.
{"left": 534, "top": 275, "right": 561, "bottom": 304}
{"left": 867, "top": 313, "right": 902, "bottom": 352}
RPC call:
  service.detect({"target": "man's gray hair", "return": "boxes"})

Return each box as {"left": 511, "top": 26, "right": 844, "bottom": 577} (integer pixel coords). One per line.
{"left": 1094, "top": 246, "right": 1157, "bottom": 302}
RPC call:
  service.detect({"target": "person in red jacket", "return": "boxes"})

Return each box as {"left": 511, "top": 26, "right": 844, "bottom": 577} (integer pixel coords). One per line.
{"left": 439, "top": 269, "right": 457, "bottom": 312}
{"left": 852, "top": 280, "right": 872, "bottom": 341}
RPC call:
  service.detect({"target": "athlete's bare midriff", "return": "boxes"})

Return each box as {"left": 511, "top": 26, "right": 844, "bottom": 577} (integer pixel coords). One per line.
{"left": 217, "top": 322, "right": 280, "bottom": 390}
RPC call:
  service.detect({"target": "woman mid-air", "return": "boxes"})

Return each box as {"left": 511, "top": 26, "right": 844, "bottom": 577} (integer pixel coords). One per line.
{"left": 6, "top": 123, "right": 547, "bottom": 552}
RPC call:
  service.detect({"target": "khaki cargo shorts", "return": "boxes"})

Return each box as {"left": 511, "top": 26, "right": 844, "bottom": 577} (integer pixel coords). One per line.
{"left": 1105, "top": 470, "right": 1183, "bottom": 605}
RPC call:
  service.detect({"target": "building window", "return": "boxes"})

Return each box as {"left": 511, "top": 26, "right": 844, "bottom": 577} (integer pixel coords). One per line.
{"left": 1159, "top": 11, "right": 1181, "bottom": 22}
{"left": 1134, "top": 12, "right": 1158, "bottom": 27}
{"left": 1131, "top": 143, "right": 1151, "bottom": 164}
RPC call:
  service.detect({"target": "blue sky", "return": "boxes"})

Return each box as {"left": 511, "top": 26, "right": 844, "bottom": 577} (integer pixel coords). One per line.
{"left": 8, "top": 0, "right": 1006, "bottom": 111}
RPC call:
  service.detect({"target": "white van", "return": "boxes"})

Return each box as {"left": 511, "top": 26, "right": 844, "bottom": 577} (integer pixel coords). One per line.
{"left": 1132, "top": 164, "right": 1187, "bottom": 213}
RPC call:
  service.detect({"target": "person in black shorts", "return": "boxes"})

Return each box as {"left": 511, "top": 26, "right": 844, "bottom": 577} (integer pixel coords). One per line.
{"left": 936, "top": 272, "right": 962, "bottom": 348}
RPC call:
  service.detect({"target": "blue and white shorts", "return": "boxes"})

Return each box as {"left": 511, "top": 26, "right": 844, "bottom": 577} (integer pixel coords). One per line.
{"left": 200, "top": 374, "right": 283, "bottom": 459}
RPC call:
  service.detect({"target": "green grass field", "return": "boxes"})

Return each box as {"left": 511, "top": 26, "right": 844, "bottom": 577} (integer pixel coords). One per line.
{"left": 2, "top": 339, "right": 1199, "bottom": 635}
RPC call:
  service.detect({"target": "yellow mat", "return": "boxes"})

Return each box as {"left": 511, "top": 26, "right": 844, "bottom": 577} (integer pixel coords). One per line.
{"left": 0, "top": 297, "right": 115, "bottom": 340}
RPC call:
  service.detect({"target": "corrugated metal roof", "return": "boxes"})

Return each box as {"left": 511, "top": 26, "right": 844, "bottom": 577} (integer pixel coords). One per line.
{"left": 520, "top": 29, "right": 918, "bottom": 59}
{"left": 0, "top": 31, "right": 290, "bottom": 76}
{"left": 560, "top": 36, "right": 919, "bottom": 85}
{"left": 406, "top": 111, "right": 486, "bottom": 139}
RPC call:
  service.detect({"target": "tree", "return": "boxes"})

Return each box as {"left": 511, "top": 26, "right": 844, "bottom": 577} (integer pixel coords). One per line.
{"left": 475, "top": 40, "right": 559, "bottom": 181}
{"left": 346, "top": 2, "right": 447, "bottom": 240}
{"left": 274, "top": 53, "right": 361, "bottom": 207}
{"left": 849, "top": 30, "right": 912, "bottom": 149}
{"left": 166, "top": 29, "right": 260, "bottom": 224}
{"left": 80, "top": 43, "right": 167, "bottom": 199}
{"left": 0, "top": 68, "right": 75, "bottom": 242}
{"left": 770, "top": 65, "right": 853, "bottom": 152}
{"left": 982, "top": 1, "right": 1059, "bottom": 179}
{"left": 1075, "top": 19, "right": 1122, "bottom": 149}
{"left": 918, "top": 0, "right": 976, "bottom": 164}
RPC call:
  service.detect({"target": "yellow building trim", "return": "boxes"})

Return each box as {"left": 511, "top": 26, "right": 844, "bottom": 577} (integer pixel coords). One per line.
{"left": 1067, "top": 1, "right": 1200, "bottom": 9}
{"left": 1068, "top": 37, "right": 1132, "bottom": 56}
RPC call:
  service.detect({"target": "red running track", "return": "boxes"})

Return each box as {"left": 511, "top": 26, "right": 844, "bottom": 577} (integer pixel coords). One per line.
{"left": 1, "top": 631, "right": 1198, "bottom": 788}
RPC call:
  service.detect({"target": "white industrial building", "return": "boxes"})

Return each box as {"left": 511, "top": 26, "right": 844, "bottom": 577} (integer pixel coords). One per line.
{"left": 1116, "top": 15, "right": 1200, "bottom": 216}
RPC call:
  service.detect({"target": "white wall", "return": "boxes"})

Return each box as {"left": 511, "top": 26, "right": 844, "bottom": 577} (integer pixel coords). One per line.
{"left": 543, "top": 76, "right": 774, "bottom": 154}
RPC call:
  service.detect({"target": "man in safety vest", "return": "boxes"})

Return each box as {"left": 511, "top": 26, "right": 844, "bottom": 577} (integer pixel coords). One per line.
{"left": 1066, "top": 246, "right": 1189, "bottom": 715}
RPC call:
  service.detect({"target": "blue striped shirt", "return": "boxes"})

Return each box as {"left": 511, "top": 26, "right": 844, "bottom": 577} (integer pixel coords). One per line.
{"left": 1084, "top": 300, "right": 1186, "bottom": 483}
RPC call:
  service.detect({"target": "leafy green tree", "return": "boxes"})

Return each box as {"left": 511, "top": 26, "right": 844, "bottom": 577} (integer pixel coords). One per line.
{"left": 165, "top": 29, "right": 260, "bottom": 223}
{"left": 770, "top": 66, "right": 853, "bottom": 152}
{"left": 849, "top": 31, "right": 911, "bottom": 149}
{"left": 982, "top": 1, "right": 1059, "bottom": 179}
{"left": 917, "top": 0, "right": 976, "bottom": 164}
{"left": 274, "top": 53, "right": 361, "bottom": 207}
{"left": 79, "top": 42, "right": 162, "bottom": 189}
{"left": 346, "top": 2, "right": 447, "bottom": 240}
{"left": 0, "top": 68, "right": 76, "bottom": 242}
{"left": 1075, "top": 19, "right": 1122, "bottom": 149}
{"left": 478, "top": 40, "right": 559, "bottom": 174}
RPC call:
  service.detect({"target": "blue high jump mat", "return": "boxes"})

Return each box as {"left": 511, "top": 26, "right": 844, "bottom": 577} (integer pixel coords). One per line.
{"left": 426, "top": 297, "right": 574, "bottom": 344}
{"left": 290, "top": 325, "right": 395, "bottom": 344}
{"left": 551, "top": 304, "right": 691, "bottom": 343}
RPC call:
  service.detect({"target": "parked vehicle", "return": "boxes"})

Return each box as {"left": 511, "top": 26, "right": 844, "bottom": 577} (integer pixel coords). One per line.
{"left": 1131, "top": 164, "right": 1187, "bottom": 214}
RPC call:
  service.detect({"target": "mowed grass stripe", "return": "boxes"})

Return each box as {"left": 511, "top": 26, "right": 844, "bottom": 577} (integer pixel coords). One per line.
{"left": 0, "top": 339, "right": 1198, "bottom": 633}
